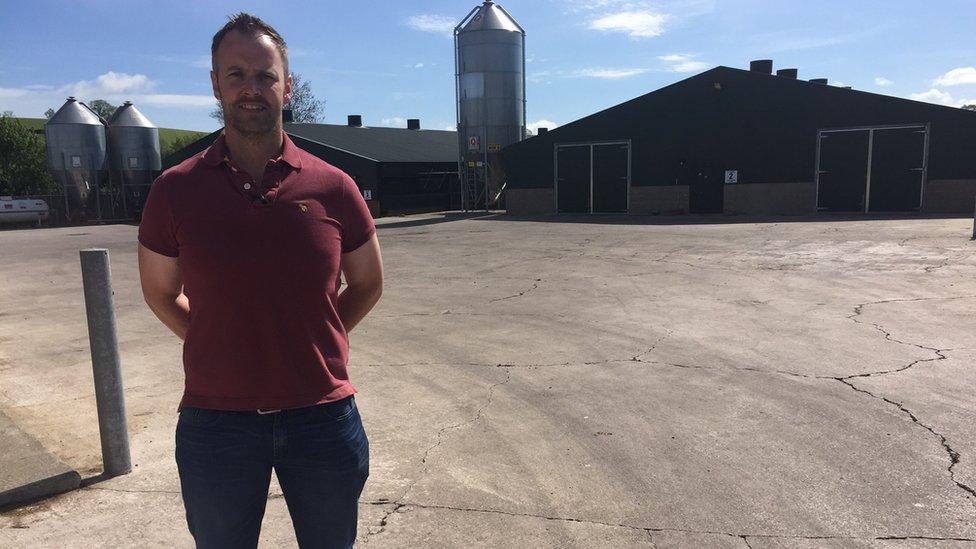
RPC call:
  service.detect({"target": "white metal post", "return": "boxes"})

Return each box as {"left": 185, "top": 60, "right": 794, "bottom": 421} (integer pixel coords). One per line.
{"left": 864, "top": 129, "right": 874, "bottom": 213}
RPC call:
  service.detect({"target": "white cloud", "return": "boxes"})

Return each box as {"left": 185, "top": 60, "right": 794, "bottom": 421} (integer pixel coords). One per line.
{"left": 575, "top": 68, "right": 649, "bottom": 79}
{"left": 911, "top": 89, "right": 952, "bottom": 104}
{"left": 88, "top": 71, "right": 154, "bottom": 94}
{"left": 137, "top": 94, "right": 216, "bottom": 108}
{"left": 874, "top": 77, "right": 893, "bottom": 87}
{"left": 381, "top": 117, "right": 407, "bottom": 127}
{"left": 192, "top": 56, "right": 213, "bottom": 70}
{"left": 759, "top": 26, "right": 887, "bottom": 54}
{"left": 392, "top": 91, "right": 423, "bottom": 101}
{"left": 909, "top": 88, "right": 976, "bottom": 108}
{"left": 589, "top": 10, "right": 668, "bottom": 38}
{"left": 0, "top": 88, "right": 30, "bottom": 100}
{"left": 152, "top": 54, "right": 213, "bottom": 70}
{"left": 933, "top": 67, "right": 976, "bottom": 87}
{"left": 528, "top": 67, "right": 649, "bottom": 82}
{"left": 0, "top": 71, "right": 216, "bottom": 117}
{"left": 528, "top": 119, "right": 558, "bottom": 134}
{"left": 414, "top": 63, "right": 425, "bottom": 69}
{"left": 405, "top": 14, "right": 456, "bottom": 37}
{"left": 832, "top": 81, "right": 852, "bottom": 88}
{"left": 658, "top": 54, "right": 709, "bottom": 73}
{"left": 442, "top": 124, "right": 456, "bottom": 131}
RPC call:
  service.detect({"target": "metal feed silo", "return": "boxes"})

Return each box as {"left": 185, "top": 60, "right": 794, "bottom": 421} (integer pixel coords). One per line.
{"left": 45, "top": 97, "right": 108, "bottom": 222}
{"left": 107, "top": 101, "right": 161, "bottom": 219}
{"left": 455, "top": 0, "right": 525, "bottom": 210}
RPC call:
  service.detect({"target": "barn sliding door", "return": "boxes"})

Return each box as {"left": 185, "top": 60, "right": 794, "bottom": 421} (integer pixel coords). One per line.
{"left": 556, "top": 145, "right": 590, "bottom": 213}
{"left": 816, "top": 125, "right": 928, "bottom": 212}
{"left": 556, "top": 141, "right": 630, "bottom": 213}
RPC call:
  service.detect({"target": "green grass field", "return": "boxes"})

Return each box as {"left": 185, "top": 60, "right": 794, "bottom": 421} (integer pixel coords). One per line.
{"left": 13, "top": 117, "right": 208, "bottom": 154}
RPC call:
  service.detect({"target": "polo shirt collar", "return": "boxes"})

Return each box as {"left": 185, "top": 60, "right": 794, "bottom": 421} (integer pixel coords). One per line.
{"left": 279, "top": 132, "right": 303, "bottom": 170}
{"left": 201, "top": 131, "right": 303, "bottom": 170}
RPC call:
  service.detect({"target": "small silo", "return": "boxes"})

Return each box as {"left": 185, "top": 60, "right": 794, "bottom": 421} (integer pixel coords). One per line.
{"left": 45, "top": 97, "right": 108, "bottom": 222}
{"left": 107, "top": 101, "right": 161, "bottom": 218}
{"left": 455, "top": 0, "right": 526, "bottom": 210}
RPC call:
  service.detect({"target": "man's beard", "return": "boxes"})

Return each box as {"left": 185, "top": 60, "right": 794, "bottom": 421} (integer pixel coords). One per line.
{"left": 223, "top": 98, "right": 279, "bottom": 138}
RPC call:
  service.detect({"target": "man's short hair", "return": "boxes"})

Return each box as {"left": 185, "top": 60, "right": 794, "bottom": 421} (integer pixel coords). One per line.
{"left": 211, "top": 12, "right": 289, "bottom": 74}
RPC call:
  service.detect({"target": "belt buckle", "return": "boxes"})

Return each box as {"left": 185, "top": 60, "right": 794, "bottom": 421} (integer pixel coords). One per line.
{"left": 256, "top": 408, "right": 281, "bottom": 415}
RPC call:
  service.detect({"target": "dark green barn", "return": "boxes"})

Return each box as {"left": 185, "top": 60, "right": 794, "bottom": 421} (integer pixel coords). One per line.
{"left": 163, "top": 116, "right": 459, "bottom": 216}
{"left": 502, "top": 62, "right": 976, "bottom": 216}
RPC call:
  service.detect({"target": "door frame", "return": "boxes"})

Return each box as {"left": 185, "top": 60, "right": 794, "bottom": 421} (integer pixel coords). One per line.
{"left": 814, "top": 123, "right": 930, "bottom": 212}
{"left": 553, "top": 140, "right": 631, "bottom": 213}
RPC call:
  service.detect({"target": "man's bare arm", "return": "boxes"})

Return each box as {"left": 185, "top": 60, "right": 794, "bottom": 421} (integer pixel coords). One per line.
{"left": 338, "top": 234, "right": 383, "bottom": 332}
{"left": 138, "top": 243, "right": 190, "bottom": 341}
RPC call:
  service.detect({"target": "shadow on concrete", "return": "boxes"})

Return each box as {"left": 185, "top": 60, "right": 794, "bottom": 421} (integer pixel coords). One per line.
{"left": 0, "top": 471, "right": 126, "bottom": 513}
{"left": 0, "top": 220, "right": 139, "bottom": 232}
{"left": 376, "top": 211, "right": 498, "bottom": 230}
{"left": 478, "top": 211, "right": 973, "bottom": 226}
{"left": 78, "top": 471, "right": 117, "bottom": 490}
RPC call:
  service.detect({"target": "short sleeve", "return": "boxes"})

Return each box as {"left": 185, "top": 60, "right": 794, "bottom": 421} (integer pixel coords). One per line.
{"left": 338, "top": 172, "right": 376, "bottom": 253}
{"left": 138, "top": 174, "right": 179, "bottom": 257}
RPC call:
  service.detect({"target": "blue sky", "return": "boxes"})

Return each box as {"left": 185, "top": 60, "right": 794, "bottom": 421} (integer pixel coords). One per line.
{"left": 2, "top": 0, "right": 975, "bottom": 132}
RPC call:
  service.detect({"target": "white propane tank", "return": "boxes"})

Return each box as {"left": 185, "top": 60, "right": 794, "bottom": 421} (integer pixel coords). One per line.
{"left": 0, "top": 196, "right": 50, "bottom": 225}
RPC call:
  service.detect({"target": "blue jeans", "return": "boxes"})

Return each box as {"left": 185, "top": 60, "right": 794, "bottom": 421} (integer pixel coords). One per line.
{"left": 175, "top": 396, "right": 369, "bottom": 549}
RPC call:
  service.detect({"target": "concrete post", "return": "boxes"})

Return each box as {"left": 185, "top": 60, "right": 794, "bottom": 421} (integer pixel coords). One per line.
{"left": 79, "top": 248, "right": 131, "bottom": 477}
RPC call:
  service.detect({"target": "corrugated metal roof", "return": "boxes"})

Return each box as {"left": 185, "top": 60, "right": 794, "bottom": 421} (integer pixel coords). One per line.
{"left": 285, "top": 123, "right": 458, "bottom": 163}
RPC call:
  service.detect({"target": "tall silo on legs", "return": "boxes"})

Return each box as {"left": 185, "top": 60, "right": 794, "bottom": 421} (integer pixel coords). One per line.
{"left": 45, "top": 97, "right": 109, "bottom": 223}
{"left": 107, "top": 102, "right": 161, "bottom": 219}
{"left": 455, "top": 0, "right": 526, "bottom": 211}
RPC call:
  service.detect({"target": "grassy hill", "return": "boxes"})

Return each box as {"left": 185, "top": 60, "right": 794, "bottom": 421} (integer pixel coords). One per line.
{"left": 13, "top": 117, "right": 208, "bottom": 154}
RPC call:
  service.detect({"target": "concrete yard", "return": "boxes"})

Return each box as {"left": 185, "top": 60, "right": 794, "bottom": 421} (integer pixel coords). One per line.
{"left": 1, "top": 213, "right": 975, "bottom": 548}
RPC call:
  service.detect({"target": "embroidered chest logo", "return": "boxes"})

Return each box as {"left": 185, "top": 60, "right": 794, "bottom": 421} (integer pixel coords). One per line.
{"left": 298, "top": 203, "right": 308, "bottom": 213}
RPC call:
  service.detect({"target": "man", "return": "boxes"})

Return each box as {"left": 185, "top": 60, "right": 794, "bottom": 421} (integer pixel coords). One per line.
{"left": 137, "top": 13, "right": 382, "bottom": 549}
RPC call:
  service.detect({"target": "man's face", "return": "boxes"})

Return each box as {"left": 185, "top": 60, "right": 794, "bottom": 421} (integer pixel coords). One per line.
{"left": 211, "top": 30, "right": 292, "bottom": 137}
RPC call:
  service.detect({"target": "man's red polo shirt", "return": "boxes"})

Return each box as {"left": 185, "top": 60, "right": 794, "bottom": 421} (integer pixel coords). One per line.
{"left": 138, "top": 132, "right": 375, "bottom": 411}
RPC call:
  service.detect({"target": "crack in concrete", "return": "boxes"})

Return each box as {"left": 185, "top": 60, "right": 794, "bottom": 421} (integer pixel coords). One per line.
{"left": 362, "top": 371, "right": 512, "bottom": 544}
{"left": 489, "top": 279, "right": 543, "bottom": 303}
{"left": 630, "top": 330, "right": 674, "bottom": 362}
{"left": 841, "top": 296, "right": 976, "bottom": 511}
{"left": 847, "top": 297, "right": 967, "bottom": 355}
{"left": 874, "top": 534, "right": 976, "bottom": 541}
{"left": 417, "top": 370, "right": 512, "bottom": 470}
{"left": 360, "top": 499, "right": 976, "bottom": 542}
{"left": 836, "top": 377, "right": 976, "bottom": 506}
{"left": 924, "top": 256, "right": 951, "bottom": 273}
{"left": 364, "top": 295, "right": 976, "bottom": 536}
{"left": 81, "top": 486, "right": 180, "bottom": 496}
{"left": 360, "top": 501, "right": 404, "bottom": 541}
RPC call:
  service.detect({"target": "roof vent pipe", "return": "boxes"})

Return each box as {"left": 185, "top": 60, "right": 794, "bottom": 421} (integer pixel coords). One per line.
{"left": 776, "top": 68, "right": 798, "bottom": 79}
{"left": 347, "top": 115, "right": 363, "bottom": 127}
{"left": 407, "top": 119, "right": 420, "bottom": 130}
{"left": 810, "top": 78, "right": 828, "bottom": 85}
{"left": 750, "top": 59, "right": 773, "bottom": 74}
